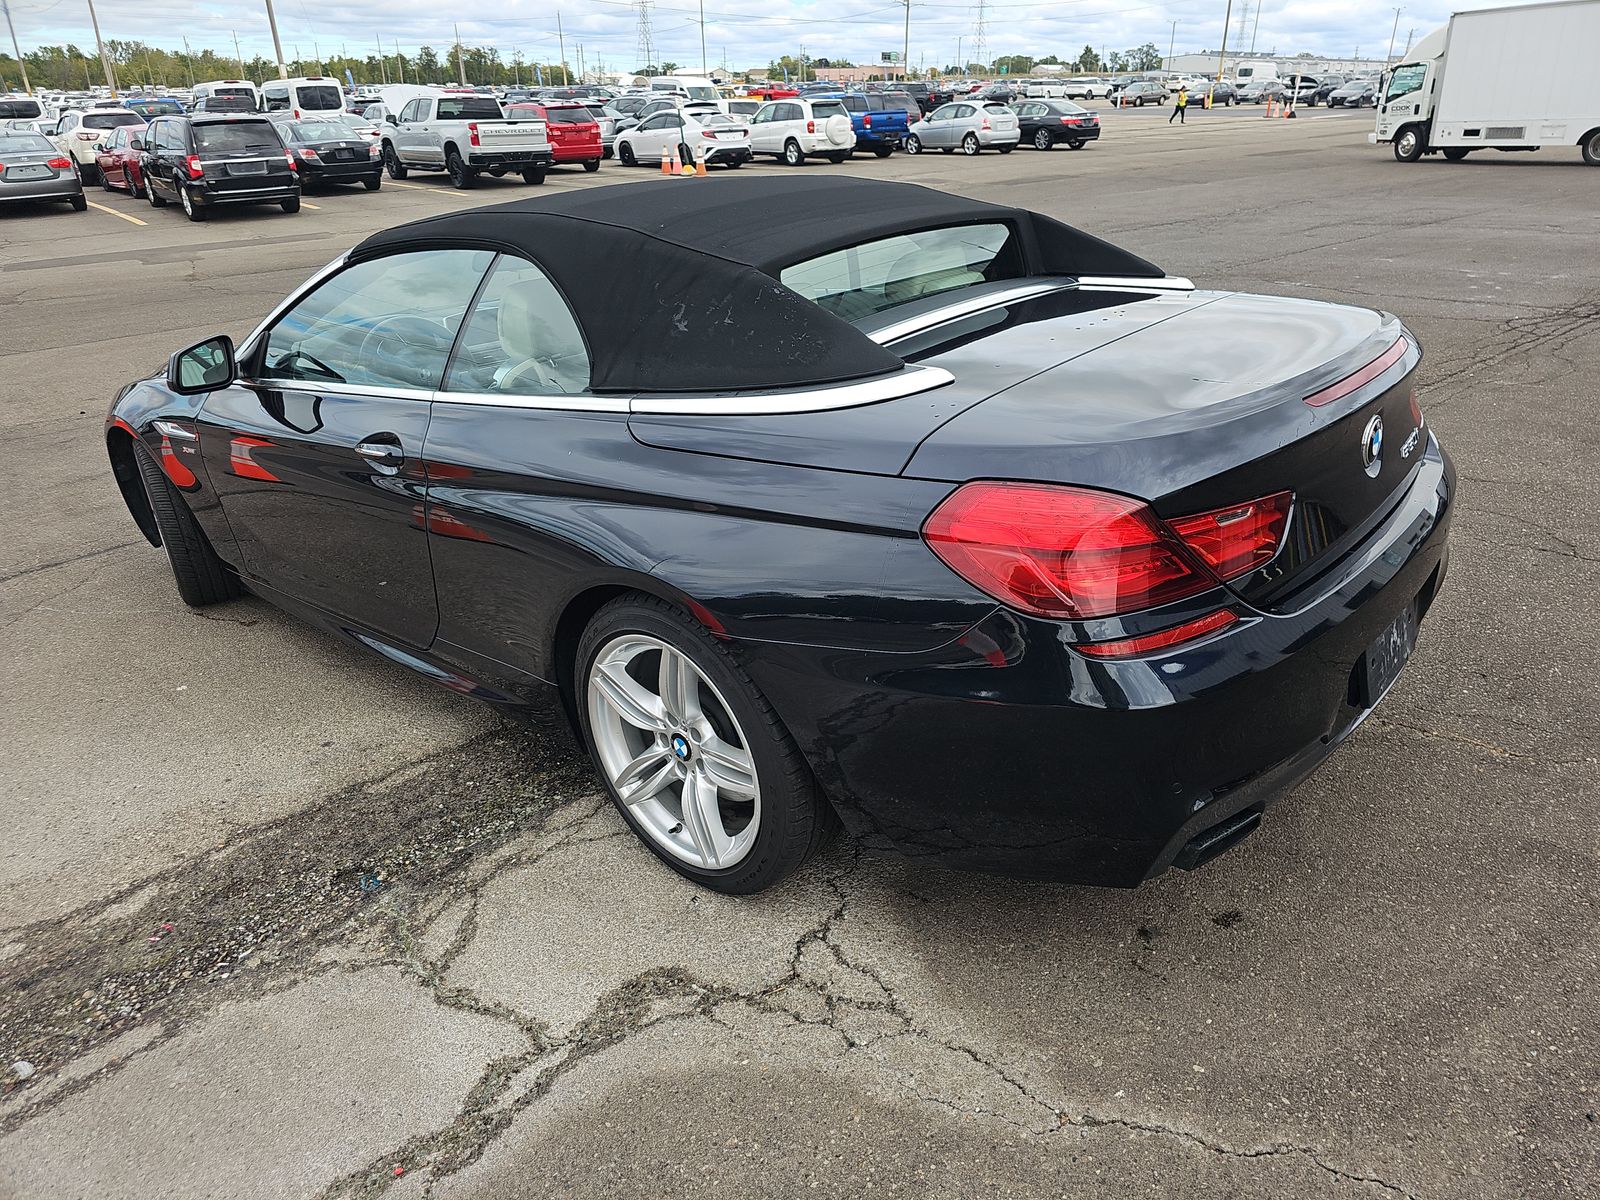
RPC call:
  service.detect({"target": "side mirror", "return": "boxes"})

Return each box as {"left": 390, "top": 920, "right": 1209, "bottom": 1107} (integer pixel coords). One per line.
{"left": 167, "top": 335, "right": 237, "bottom": 396}
{"left": 130, "top": 138, "right": 143, "bottom": 151}
{"left": 92, "top": 142, "right": 106, "bottom": 152}
{"left": 385, "top": 113, "right": 398, "bottom": 125}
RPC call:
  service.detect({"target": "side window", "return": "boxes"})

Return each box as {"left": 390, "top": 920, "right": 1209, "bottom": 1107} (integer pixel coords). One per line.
{"left": 263, "top": 88, "right": 289, "bottom": 113}
{"left": 443, "top": 255, "right": 590, "bottom": 396}
{"left": 637, "top": 115, "right": 665, "bottom": 131}
{"left": 929, "top": 105, "right": 955, "bottom": 121}
{"left": 399, "top": 100, "right": 421, "bottom": 123}
{"left": 261, "top": 250, "right": 495, "bottom": 392}
{"left": 751, "top": 104, "right": 772, "bottom": 124}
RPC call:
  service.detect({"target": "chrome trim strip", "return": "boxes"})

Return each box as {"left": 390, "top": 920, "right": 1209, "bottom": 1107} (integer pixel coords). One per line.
{"left": 432, "top": 389, "right": 632, "bottom": 414}
{"left": 630, "top": 365, "right": 955, "bottom": 416}
{"left": 1076, "top": 274, "right": 1196, "bottom": 291}
{"left": 237, "top": 251, "right": 351, "bottom": 361}
{"left": 241, "top": 377, "right": 436, "bottom": 403}
{"left": 152, "top": 419, "right": 197, "bottom": 440}
{"left": 869, "top": 282, "right": 1073, "bottom": 345}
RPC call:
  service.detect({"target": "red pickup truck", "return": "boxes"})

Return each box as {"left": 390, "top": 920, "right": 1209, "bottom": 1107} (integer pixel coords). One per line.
{"left": 503, "top": 102, "right": 601, "bottom": 172}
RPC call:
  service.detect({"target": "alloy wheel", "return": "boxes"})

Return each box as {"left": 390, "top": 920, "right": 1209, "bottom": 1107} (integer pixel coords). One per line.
{"left": 962, "top": 133, "right": 979, "bottom": 155}
{"left": 1034, "top": 129, "right": 1052, "bottom": 151}
{"left": 587, "top": 635, "right": 760, "bottom": 871}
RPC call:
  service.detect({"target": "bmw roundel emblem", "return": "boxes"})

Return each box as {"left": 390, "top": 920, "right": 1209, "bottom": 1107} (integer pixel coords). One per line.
{"left": 1360, "top": 415, "right": 1384, "bottom": 471}
{"left": 671, "top": 734, "right": 691, "bottom": 761}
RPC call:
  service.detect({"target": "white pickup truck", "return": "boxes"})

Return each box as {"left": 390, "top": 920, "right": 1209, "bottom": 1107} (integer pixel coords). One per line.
{"left": 378, "top": 91, "right": 555, "bottom": 188}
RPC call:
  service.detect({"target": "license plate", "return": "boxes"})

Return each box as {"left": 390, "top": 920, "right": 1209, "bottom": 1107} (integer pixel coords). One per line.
{"left": 1358, "top": 603, "right": 1417, "bottom": 707}
{"left": 227, "top": 160, "right": 266, "bottom": 175}
{"left": 6, "top": 164, "right": 51, "bottom": 179}
{"left": 333, "top": 148, "right": 354, "bottom": 160}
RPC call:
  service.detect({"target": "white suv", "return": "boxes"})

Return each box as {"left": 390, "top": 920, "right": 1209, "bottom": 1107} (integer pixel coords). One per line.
{"left": 51, "top": 108, "right": 146, "bottom": 182}
{"left": 747, "top": 98, "right": 854, "bottom": 166}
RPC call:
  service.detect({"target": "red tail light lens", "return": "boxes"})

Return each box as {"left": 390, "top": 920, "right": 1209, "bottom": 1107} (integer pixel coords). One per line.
{"left": 46, "top": 156, "right": 72, "bottom": 169}
{"left": 922, "top": 482, "right": 1215, "bottom": 619}
{"left": 1077, "top": 609, "right": 1238, "bottom": 659}
{"left": 1304, "top": 336, "right": 1409, "bottom": 407}
{"left": 806, "top": 119, "right": 816, "bottom": 133}
{"left": 468, "top": 122, "right": 481, "bottom": 147}
{"left": 184, "top": 154, "right": 203, "bottom": 179}
{"left": 1165, "top": 491, "right": 1292, "bottom": 581}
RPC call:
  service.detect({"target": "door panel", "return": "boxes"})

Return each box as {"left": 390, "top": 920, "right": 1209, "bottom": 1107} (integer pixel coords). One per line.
{"left": 197, "top": 384, "right": 439, "bottom": 646}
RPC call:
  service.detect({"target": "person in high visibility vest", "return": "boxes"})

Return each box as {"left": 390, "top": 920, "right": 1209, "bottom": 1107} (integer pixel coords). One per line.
{"left": 1169, "top": 85, "right": 1189, "bottom": 124}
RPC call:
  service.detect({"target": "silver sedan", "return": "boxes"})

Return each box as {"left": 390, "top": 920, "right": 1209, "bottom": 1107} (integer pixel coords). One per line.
{"left": 904, "top": 101, "right": 1020, "bottom": 156}
{"left": 0, "top": 131, "right": 85, "bottom": 210}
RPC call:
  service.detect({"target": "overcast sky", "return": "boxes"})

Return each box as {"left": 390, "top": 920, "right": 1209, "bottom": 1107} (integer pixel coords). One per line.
{"left": 7, "top": 0, "right": 1531, "bottom": 73}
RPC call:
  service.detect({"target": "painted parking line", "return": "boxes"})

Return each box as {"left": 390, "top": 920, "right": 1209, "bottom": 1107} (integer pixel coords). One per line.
{"left": 299, "top": 200, "right": 322, "bottom": 209}
{"left": 85, "top": 200, "right": 147, "bottom": 226}
{"left": 384, "top": 180, "right": 474, "bottom": 199}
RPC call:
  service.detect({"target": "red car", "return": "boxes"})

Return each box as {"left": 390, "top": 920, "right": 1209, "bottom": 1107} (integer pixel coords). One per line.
{"left": 504, "top": 102, "right": 601, "bottom": 172}
{"left": 94, "top": 124, "right": 146, "bottom": 194}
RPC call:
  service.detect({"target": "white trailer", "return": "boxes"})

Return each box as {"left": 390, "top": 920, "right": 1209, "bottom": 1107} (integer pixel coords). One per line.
{"left": 1371, "top": 0, "right": 1600, "bottom": 165}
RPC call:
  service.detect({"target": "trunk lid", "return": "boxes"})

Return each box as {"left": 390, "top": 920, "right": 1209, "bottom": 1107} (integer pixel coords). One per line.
{"left": 902, "top": 290, "right": 1423, "bottom": 610}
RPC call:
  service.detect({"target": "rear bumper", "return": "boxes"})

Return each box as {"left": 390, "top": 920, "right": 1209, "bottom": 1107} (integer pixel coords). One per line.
{"left": 855, "top": 131, "right": 907, "bottom": 148}
{"left": 741, "top": 435, "right": 1455, "bottom": 887}
{"left": 549, "top": 145, "right": 602, "bottom": 163}
{"left": 195, "top": 181, "right": 299, "bottom": 205}
{"left": 1052, "top": 125, "right": 1101, "bottom": 142}
{"left": 466, "top": 149, "right": 554, "bottom": 169}
{"left": 1, "top": 175, "right": 83, "bottom": 201}
{"left": 978, "top": 129, "right": 1021, "bottom": 146}
{"left": 301, "top": 161, "right": 382, "bottom": 180}
{"left": 705, "top": 145, "right": 751, "bottom": 164}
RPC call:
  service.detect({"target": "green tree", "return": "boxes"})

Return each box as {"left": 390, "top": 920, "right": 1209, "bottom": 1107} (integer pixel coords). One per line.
{"left": 1108, "top": 50, "right": 1127, "bottom": 73}
{"left": 1127, "top": 42, "right": 1162, "bottom": 71}
{"left": 415, "top": 46, "right": 441, "bottom": 79}
{"left": 1075, "top": 45, "right": 1102, "bottom": 73}
{"left": 993, "top": 54, "right": 1034, "bottom": 76}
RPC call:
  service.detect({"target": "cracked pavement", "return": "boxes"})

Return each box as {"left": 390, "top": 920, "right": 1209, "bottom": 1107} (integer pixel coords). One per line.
{"left": 2, "top": 110, "right": 1597, "bottom": 1198}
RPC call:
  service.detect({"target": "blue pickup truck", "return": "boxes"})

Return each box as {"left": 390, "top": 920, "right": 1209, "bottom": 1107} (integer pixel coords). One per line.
{"left": 811, "top": 91, "right": 917, "bottom": 157}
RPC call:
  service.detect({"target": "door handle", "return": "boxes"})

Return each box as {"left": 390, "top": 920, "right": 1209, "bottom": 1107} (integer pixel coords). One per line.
{"left": 355, "top": 437, "right": 404, "bottom": 471}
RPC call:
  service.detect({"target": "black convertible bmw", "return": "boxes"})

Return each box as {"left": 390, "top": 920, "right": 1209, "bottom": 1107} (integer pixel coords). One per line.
{"left": 107, "top": 177, "right": 1453, "bottom": 893}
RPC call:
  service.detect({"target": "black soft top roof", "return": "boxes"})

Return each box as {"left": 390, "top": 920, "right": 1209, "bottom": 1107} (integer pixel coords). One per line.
{"left": 351, "top": 176, "right": 1164, "bottom": 395}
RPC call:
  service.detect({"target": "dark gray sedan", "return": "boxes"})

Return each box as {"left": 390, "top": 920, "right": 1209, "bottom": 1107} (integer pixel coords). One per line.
{"left": 0, "top": 131, "right": 85, "bottom": 211}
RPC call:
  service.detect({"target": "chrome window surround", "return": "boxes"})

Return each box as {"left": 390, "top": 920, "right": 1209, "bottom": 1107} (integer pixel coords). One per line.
{"left": 869, "top": 275, "right": 1196, "bottom": 347}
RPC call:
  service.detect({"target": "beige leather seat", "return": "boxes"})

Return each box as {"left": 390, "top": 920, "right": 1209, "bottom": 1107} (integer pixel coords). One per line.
{"left": 495, "top": 276, "right": 571, "bottom": 392}
{"left": 882, "top": 247, "right": 986, "bottom": 306}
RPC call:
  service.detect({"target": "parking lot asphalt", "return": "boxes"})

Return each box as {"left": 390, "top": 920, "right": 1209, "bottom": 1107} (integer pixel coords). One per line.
{"left": 2, "top": 104, "right": 1597, "bottom": 1199}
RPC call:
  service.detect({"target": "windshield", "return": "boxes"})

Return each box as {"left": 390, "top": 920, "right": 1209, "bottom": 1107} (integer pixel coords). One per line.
{"left": 781, "top": 223, "right": 1021, "bottom": 322}
{"left": 685, "top": 86, "right": 718, "bottom": 103}
{"left": 195, "top": 123, "right": 283, "bottom": 155}
{"left": 83, "top": 112, "right": 145, "bottom": 130}
{"left": 1386, "top": 64, "right": 1427, "bottom": 101}
{"left": 437, "top": 97, "right": 502, "bottom": 119}
{"left": 0, "top": 133, "right": 56, "bottom": 153}
{"left": 0, "top": 99, "right": 43, "bottom": 119}
{"left": 294, "top": 85, "right": 343, "bottom": 111}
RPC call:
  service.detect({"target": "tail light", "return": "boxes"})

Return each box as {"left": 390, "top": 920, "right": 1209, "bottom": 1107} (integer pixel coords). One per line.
{"left": 1165, "top": 492, "right": 1292, "bottom": 580}
{"left": 864, "top": 114, "right": 872, "bottom": 128}
{"left": 293, "top": 108, "right": 301, "bottom": 119}
{"left": 1076, "top": 610, "right": 1238, "bottom": 659}
{"left": 285, "top": 151, "right": 297, "bottom": 170}
{"left": 981, "top": 116, "right": 991, "bottom": 130}
{"left": 184, "top": 154, "right": 203, "bottom": 179}
{"left": 368, "top": 143, "right": 381, "bottom": 157}
{"left": 468, "top": 122, "right": 480, "bottom": 147}
{"left": 1305, "top": 336, "right": 1409, "bottom": 407}
{"left": 46, "top": 156, "right": 72, "bottom": 169}
{"left": 806, "top": 119, "right": 815, "bottom": 133}
{"left": 298, "top": 147, "right": 320, "bottom": 160}
{"left": 923, "top": 481, "right": 1293, "bottom": 621}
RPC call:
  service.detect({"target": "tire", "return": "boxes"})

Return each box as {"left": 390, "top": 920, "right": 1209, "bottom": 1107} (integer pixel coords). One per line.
{"left": 362, "top": 176, "right": 381, "bottom": 191}
{"left": 382, "top": 143, "right": 407, "bottom": 179}
{"left": 997, "top": 144, "right": 1014, "bottom": 154}
{"left": 1583, "top": 130, "right": 1600, "bottom": 166}
{"left": 281, "top": 195, "right": 300, "bottom": 213}
{"left": 782, "top": 139, "right": 804, "bottom": 167}
{"left": 446, "top": 149, "right": 476, "bottom": 189}
{"left": 583, "top": 158, "right": 600, "bottom": 172}
{"left": 80, "top": 161, "right": 100, "bottom": 184}
{"left": 1068, "top": 139, "right": 1086, "bottom": 150}
{"left": 825, "top": 151, "right": 848, "bottom": 164}
{"left": 1394, "top": 127, "right": 1425, "bottom": 162}
{"left": 179, "top": 184, "right": 207, "bottom": 222}
{"left": 872, "top": 145, "right": 893, "bottom": 158}
{"left": 725, "top": 157, "right": 743, "bottom": 168}
{"left": 488, "top": 168, "right": 507, "bottom": 178}
{"left": 940, "top": 147, "right": 954, "bottom": 154}
{"left": 1442, "top": 147, "right": 1470, "bottom": 161}
{"left": 145, "top": 172, "right": 166, "bottom": 207}
{"left": 961, "top": 133, "right": 980, "bottom": 156}
{"left": 1033, "top": 129, "right": 1053, "bottom": 151}
{"left": 619, "top": 142, "right": 637, "bottom": 166}
{"left": 904, "top": 134, "right": 922, "bottom": 155}
{"left": 69, "top": 194, "right": 87, "bottom": 211}
{"left": 131, "top": 439, "right": 243, "bottom": 608}
{"left": 576, "top": 593, "right": 835, "bottom": 894}
{"left": 100, "top": 168, "right": 115, "bottom": 193}
{"left": 521, "top": 165, "right": 547, "bottom": 185}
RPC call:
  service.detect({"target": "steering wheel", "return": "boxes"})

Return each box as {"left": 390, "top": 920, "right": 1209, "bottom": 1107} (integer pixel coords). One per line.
{"left": 499, "top": 357, "right": 562, "bottom": 393}
{"left": 356, "top": 316, "right": 453, "bottom": 381}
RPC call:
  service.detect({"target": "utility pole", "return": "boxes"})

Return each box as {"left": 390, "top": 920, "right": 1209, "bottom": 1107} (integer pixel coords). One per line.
{"left": 2, "top": 0, "right": 32, "bottom": 94}
{"left": 579, "top": 44, "right": 585, "bottom": 84}
{"left": 233, "top": 31, "right": 245, "bottom": 78}
{"left": 263, "top": 0, "right": 288, "bottom": 78}
{"left": 902, "top": 0, "right": 910, "bottom": 80}
{"left": 84, "top": 0, "right": 117, "bottom": 94}
{"left": 1168, "top": 19, "right": 1178, "bottom": 68}
{"left": 698, "top": 0, "right": 707, "bottom": 76}
{"left": 1387, "top": 7, "right": 1403, "bottom": 62}
{"left": 956, "top": 35, "right": 962, "bottom": 74}
{"left": 313, "top": 40, "right": 322, "bottom": 75}
{"left": 181, "top": 35, "right": 195, "bottom": 86}
{"left": 1250, "top": 1, "right": 1261, "bottom": 55}
{"left": 377, "top": 36, "right": 387, "bottom": 84}
{"left": 1402, "top": 28, "right": 1415, "bottom": 57}
{"left": 454, "top": 23, "right": 466, "bottom": 85}
{"left": 556, "top": 12, "right": 567, "bottom": 85}
{"left": 1215, "top": 0, "right": 1233, "bottom": 84}
{"left": 971, "top": 0, "right": 987, "bottom": 73}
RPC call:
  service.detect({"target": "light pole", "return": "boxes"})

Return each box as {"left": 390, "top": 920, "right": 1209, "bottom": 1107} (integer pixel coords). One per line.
{"left": 902, "top": 0, "right": 910, "bottom": 80}
{"left": 233, "top": 31, "right": 245, "bottom": 79}
{"left": 263, "top": 0, "right": 288, "bottom": 78}
{"left": 1168, "top": 19, "right": 1178, "bottom": 69}
{"left": 557, "top": 12, "right": 568, "bottom": 85}
{"left": 699, "top": 0, "right": 707, "bottom": 76}
{"left": 84, "top": 0, "right": 117, "bottom": 94}
{"left": 3, "top": 0, "right": 31, "bottom": 94}
{"left": 1387, "top": 7, "right": 1403, "bottom": 62}
{"left": 1215, "top": 0, "right": 1233, "bottom": 87}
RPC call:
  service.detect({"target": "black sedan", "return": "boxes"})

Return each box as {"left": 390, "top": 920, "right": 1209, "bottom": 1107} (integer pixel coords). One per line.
{"left": 275, "top": 119, "right": 383, "bottom": 190}
{"left": 106, "top": 177, "right": 1453, "bottom": 894}
{"left": 1011, "top": 99, "right": 1100, "bottom": 149}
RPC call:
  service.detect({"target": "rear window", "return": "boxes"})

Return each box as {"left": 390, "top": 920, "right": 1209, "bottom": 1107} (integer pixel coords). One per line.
{"left": 882, "top": 93, "right": 916, "bottom": 111}
{"left": 294, "top": 85, "right": 343, "bottom": 110}
{"left": 130, "top": 100, "right": 184, "bottom": 115}
{"left": 982, "top": 104, "right": 1013, "bottom": 115}
{"left": 195, "top": 122, "right": 284, "bottom": 155}
{"left": 289, "top": 122, "right": 350, "bottom": 141}
{"left": 811, "top": 100, "right": 848, "bottom": 120}
{"left": 780, "top": 223, "right": 1022, "bottom": 322}
{"left": 544, "top": 108, "right": 594, "bottom": 123}
{"left": 212, "top": 87, "right": 255, "bottom": 101}
{"left": 0, "top": 99, "right": 43, "bottom": 119}
{"left": 0, "top": 133, "right": 55, "bottom": 153}
{"left": 436, "top": 97, "right": 503, "bottom": 120}
{"left": 702, "top": 113, "right": 740, "bottom": 126}
{"left": 83, "top": 112, "right": 145, "bottom": 130}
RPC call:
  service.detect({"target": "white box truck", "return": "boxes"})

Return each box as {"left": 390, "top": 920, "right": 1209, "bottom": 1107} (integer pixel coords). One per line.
{"left": 1371, "top": 0, "right": 1600, "bottom": 165}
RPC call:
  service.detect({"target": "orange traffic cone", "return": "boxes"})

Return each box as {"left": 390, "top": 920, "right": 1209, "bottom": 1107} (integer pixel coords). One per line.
{"left": 1264, "top": 97, "right": 1276, "bottom": 118}
{"left": 660, "top": 151, "right": 671, "bottom": 176}
{"left": 695, "top": 151, "right": 707, "bottom": 176}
